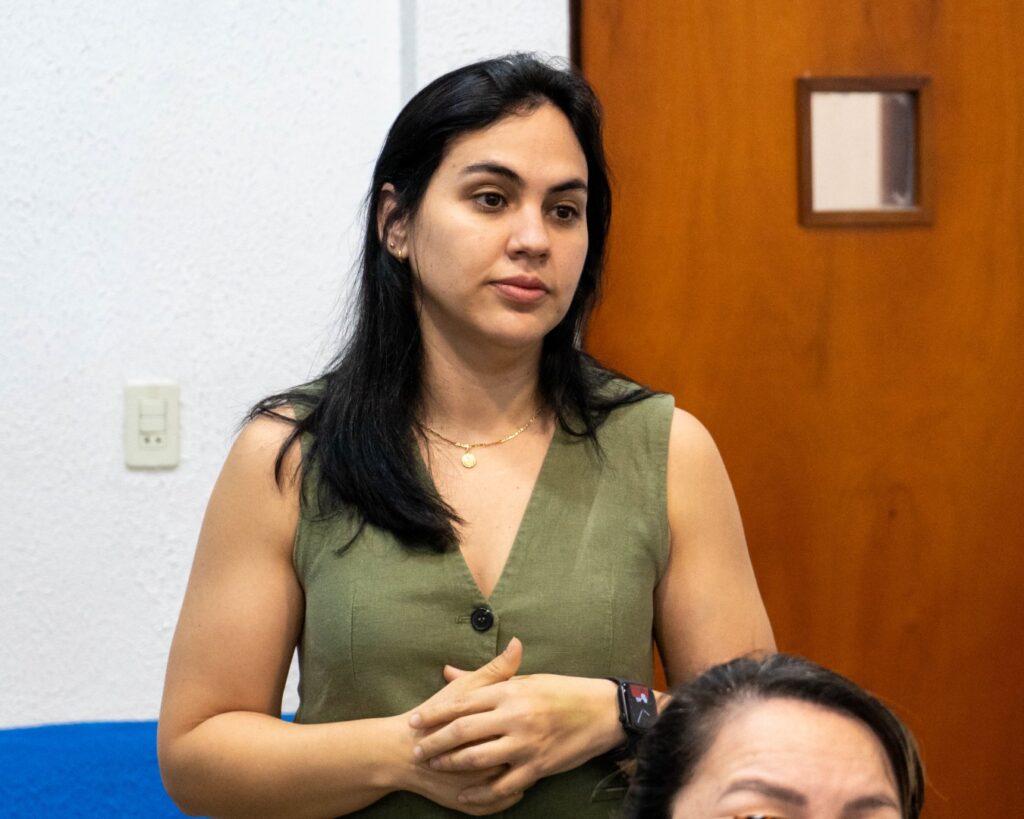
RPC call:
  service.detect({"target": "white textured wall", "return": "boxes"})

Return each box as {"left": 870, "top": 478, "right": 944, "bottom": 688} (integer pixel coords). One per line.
{"left": 411, "top": 0, "right": 570, "bottom": 95}
{"left": 0, "top": 2, "right": 567, "bottom": 728}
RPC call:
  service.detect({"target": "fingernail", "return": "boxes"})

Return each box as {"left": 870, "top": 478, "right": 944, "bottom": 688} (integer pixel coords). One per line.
{"left": 503, "top": 637, "right": 518, "bottom": 655}
{"left": 428, "top": 758, "right": 440, "bottom": 770}
{"left": 457, "top": 794, "right": 469, "bottom": 804}
{"left": 409, "top": 712, "right": 422, "bottom": 728}
{"left": 412, "top": 745, "right": 423, "bottom": 760}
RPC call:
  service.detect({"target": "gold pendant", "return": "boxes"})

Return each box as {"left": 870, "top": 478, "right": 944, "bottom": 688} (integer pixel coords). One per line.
{"left": 461, "top": 451, "right": 477, "bottom": 468}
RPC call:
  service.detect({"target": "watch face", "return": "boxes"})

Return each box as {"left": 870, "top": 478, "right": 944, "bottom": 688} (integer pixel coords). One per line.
{"left": 626, "top": 683, "right": 656, "bottom": 730}
{"left": 628, "top": 683, "right": 650, "bottom": 704}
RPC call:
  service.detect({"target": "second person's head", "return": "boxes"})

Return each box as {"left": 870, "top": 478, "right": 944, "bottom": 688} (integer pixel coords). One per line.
{"left": 625, "top": 654, "right": 924, "bottom": 819}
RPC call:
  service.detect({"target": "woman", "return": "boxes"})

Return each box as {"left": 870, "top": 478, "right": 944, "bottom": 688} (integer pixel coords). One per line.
{"left": 158, "top": 53, "right": 774, "bottom": 817}
{"left": 624, "top": 654, "right": 924, "bottom": 819}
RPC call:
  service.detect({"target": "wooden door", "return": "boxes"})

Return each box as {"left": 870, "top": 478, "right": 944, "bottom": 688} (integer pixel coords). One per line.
{"left": 579, "top": 2, "right": 1023, "bottom": 815}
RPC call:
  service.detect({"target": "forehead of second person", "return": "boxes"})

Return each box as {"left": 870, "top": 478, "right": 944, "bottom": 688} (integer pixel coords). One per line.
{"left": 672, "top": 698, "right": 901, "bottom": 818}
{"left": 426, "top": 102, "right": 588, "bottom": 196}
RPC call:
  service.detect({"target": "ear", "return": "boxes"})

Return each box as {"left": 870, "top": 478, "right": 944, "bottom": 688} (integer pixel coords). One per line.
{"left": 376, "top": 183, "right": 408, "bottom": 259}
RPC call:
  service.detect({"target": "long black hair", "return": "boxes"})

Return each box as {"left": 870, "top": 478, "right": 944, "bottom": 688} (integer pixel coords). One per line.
{"left": 623, "top": 654, "right": 925, "bottom": 819}
{"left": 250, "top": 53, "right": 650, "bottom": 553}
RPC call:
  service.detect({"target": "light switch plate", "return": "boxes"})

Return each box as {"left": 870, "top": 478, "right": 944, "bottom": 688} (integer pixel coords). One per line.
{"left": 124, "top": 383, "right": 180, "bottom": 468}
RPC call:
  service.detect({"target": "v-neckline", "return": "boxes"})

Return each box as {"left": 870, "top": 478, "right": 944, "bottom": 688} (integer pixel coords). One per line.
{"left": 418, "top": 423, "right": 562, "bottom": 604}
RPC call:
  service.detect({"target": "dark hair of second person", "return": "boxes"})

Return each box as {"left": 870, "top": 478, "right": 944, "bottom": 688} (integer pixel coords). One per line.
{"left": 624, "top": 654, "right": 924, "bottom": 819}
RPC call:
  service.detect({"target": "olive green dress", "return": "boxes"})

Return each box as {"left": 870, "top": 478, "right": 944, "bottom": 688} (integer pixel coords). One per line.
{"left": 293, "top": 391, "right": 674, "bottom": 817}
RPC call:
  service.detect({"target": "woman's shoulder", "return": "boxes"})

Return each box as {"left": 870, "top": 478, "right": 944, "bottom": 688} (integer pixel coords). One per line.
{"left": 582, "top": 366, "right": 726, "bottom": 474}
{"left": 192, "top": 411, "right": 304, "bottom": 572}
{"left": 569, "top": 367, "right": 675, "bottom": 475}
{"left": 597, "top": 387, "right": 719, "bottom": 466}
{"left": 249, "top": 378, "right": 326, "bottom": 425}
{"left": 584, "top": 364, "right": 675, "bottom": 426}
{"left": 233, "top": 375, "right": 334, "bottom": 499}
{"left": 231, "top": 409, "right": 303, "bottom": 492}
{"left": 579, "top": 365, "right": 732, "bottom": 509}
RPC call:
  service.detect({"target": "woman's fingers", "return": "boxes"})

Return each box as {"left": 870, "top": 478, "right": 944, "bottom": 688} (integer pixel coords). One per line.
{"left": 442, "top": 663, "right": 469, "bottom": 682}
{"left": 459, "top": 788, "right": 524, "bottom": 816}
{"left": 414, "top": 711, "right": 506, "bottom": 763}
{"left": 407, "top": 763, "right": 519, "bottom": 815}
{"left": 467, "top": 765, "right": 509, "bottom": 783}
{"left": 458, "top": 764, "right": 537, "bottom": 807}
{"left": 410, "top": 638, "right": 523, "bottom": 729}
{"left": 412, "top": 686, "right": 502, "bottom": 746}
{"left": 425, "top": 734, "right": 521, "bottom": 772}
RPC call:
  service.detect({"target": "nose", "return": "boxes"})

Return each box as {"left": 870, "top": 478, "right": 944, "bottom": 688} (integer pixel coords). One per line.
{"left": 507, "top": 205, "right": 551, "bottom": 261}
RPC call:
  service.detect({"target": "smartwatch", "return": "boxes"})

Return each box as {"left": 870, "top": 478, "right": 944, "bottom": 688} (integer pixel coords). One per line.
{"left": 607, "top": 678, "right": 657, "bottom": 758}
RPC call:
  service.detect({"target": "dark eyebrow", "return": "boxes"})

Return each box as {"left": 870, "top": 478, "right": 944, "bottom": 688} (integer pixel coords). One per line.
{"left": 460, "top": 162, "right": 587, "bottom": 195}
{"left": 549, "top": 177, "right": 588, "bottom": 194}
{"left": 843, "top": 794, "right": 902, "bottom": 814}
{"left": 720, "top": 778, "right": 807, "bottom": 806}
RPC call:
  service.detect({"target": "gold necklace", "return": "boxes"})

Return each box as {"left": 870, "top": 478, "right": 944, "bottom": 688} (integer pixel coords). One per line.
{"left": 422, "top": 410, "right": 541, "bottom": 469}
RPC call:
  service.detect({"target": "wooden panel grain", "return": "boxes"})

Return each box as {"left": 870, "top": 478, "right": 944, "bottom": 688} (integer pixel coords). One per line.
{"left": 581, "top": 1, "right": 1024, "bottom": 813}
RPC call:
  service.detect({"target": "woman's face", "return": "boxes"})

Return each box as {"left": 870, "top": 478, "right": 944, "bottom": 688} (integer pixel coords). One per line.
{"left": 401, "top": 102, "right": 589, "bottom": 353}
{"left": 671, "top": 698, "right": 902, "bottom": 819}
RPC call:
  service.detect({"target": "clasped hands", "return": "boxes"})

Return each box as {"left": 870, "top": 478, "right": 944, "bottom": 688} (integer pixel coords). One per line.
{"left": 400, "top": 637, "right": 621, "bottom": 814}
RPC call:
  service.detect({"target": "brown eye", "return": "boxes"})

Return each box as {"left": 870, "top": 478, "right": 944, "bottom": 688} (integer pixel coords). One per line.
{"left": 475, "top": 192, "right": 505, "bottom": 209}
{"left": 552, "top": 204, "right": 580, "bottom": 222}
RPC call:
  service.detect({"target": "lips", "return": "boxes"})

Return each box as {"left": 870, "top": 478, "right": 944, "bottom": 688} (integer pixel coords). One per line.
{"left": 491, "top": 275, "right": 550, "bottom": 304}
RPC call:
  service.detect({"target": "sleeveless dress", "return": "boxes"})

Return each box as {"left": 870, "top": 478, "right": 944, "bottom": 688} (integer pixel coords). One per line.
{"left": 293, "top": 391, "right": 675, "bottom": 817}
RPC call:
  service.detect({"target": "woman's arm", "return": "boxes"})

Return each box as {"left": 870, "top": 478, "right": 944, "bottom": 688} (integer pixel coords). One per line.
{"left": 157, "top": 417, "right": 521, "bottom": 818}
{"left": 655, "top": 408, "right": 775, "bottom": 683}
{"left": 413, "top": 407, "right": 775, "bottom": 807}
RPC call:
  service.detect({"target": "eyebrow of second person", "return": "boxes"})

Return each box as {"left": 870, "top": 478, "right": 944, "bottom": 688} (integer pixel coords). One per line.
{"left": 842, "top": 793, "right": 901, "bottom": 814}
{"left": 720, "top": 779, "right": 900, "bottom": 815}
{"left": 460, "top": 162, "right": 588, "bottom": 194}
{"left": 720, "top": 778, "right": 807, "bottom": 806}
